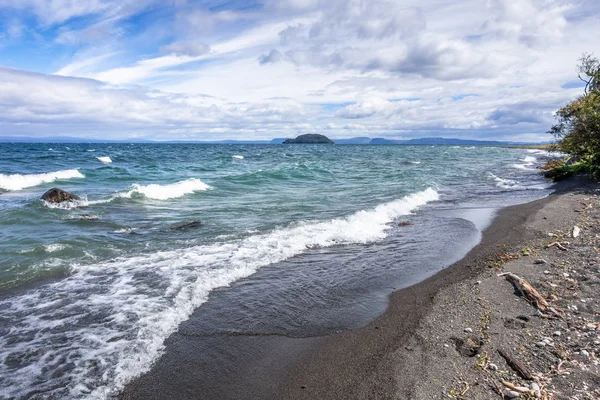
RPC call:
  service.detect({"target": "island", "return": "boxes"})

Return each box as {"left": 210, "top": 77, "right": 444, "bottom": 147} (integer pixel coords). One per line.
{"left": 282, "top": 134, "right": 334, "bottom": 144}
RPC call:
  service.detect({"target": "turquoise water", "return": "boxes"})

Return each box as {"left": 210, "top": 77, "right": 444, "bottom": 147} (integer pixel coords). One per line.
{"left": 0, "top": 143, "right": 552, "bottom": 399}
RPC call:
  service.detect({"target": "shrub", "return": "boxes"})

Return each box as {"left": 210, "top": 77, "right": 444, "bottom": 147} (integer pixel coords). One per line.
{"left": 549, "top": 54, "right": 600, "bottom": 178}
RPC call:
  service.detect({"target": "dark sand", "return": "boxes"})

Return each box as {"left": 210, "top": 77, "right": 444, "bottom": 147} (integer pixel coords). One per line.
{"left": 122, "top": 178, "right": 599, "bottom": 400}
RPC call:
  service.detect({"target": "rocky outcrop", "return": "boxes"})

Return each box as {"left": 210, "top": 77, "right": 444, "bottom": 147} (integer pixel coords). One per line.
{"left": 283, "top": 134, "right": 334, "bottom": 144}
{"left": 41, "top": 188, "right": 80, "bottom": 203}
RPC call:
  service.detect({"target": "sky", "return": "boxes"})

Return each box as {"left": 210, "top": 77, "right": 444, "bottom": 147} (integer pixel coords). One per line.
{"left": 0, "top": 0, "right": 599, "bottom": 142}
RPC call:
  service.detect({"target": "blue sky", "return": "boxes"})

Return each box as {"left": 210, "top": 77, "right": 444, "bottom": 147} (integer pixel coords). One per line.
{"left": 0, "top": 0, "right": 599, "bottom": 141}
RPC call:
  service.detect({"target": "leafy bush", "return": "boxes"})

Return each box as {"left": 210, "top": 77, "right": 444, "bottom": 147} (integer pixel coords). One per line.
{"left": 549, "top": 54, "right": 600, "bottom": 178}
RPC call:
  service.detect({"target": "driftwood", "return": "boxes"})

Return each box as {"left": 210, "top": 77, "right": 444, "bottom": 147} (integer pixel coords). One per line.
{"left": 498, "top": 272, "right": 565, "bottom": 319}
{"left": 500, "top": 273, "right": 550, "bottom": 310}
{"left": 498, "top": 348, "right": 534, "bottom": 380}
{"left": 501, "top": 381, "right": 534, "bottom": 395}
{"left": 547, "top": 241, "right": 568, "bottom": 251}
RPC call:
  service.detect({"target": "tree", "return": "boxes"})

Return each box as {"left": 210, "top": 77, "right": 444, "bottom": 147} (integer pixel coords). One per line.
{"left": 578, "top": 53, "right": 600, "bottom": 94}
{"left": 548, "top": 54, "right": 600, "bottom": 178}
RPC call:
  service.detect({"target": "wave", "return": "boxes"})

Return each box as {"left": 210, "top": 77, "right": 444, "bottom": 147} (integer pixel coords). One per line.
{"left": 97, "top": 156, "right": 113, "bottom": 164}
{"left": 522, "top": 156, "right": 536, "bottom": 163}
{"left": 44, "top": 243, "right": 68, "bottom": 253}
{"left": 526, "top": 149, "right": 550, "bottom": 156}
{"left": 232, "top": 155, "right": 244, "bottom": 159}
{"left": 489, "top": 173, "right": 522, "bottom": 189}
{"left": 0, "top": 169, "right": 84, "bottom": 191}
{"left": 510, "top": 163, "right": 535, "bottom": 171}
{"left": 117, "top": 179, "right": 210, "bottom": 200}
{"left": 0, "top": 188, "right": 438, "bottom": 399}
{"left": 42, "top": 179, "right": 211, "bottom": 209}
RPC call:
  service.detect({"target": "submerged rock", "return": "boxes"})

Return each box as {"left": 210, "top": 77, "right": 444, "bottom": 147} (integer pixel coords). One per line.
{"left": 170, "top": 220, "right": 202, "bottom": 231}
{"left": 41, "top": 188, "right": 80, "bottom": 203}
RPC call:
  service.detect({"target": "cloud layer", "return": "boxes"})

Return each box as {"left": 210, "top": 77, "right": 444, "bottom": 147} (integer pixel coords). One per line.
{"left": 0, "top": 0, "right": 599, "bottom": 141}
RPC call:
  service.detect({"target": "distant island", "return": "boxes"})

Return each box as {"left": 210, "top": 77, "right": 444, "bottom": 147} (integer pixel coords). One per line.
{"left": 283, "top": 134, "right": 334, "bottom": 144}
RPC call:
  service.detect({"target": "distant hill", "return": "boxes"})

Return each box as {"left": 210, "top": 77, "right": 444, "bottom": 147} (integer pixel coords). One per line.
{"left": 334, "top": 137, "right": 372, "bottom": 144}
{"left": 369, "top": 138, "right": 403, "bottom": 145}
{"left": 283, "top": 134, "right": 334, "bottom": 144}
{"left": 368, "top": 137, "right": 545, "bottom": 146}
{"left": 398, "top": 137, "right": 507, "bottom": 145}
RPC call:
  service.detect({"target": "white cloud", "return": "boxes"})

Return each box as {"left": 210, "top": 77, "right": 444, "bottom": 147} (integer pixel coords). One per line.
{"left": 1, "top": 0, "right": 600, "bottom": 141}
{"left": 0, "top": 66, "right": 315, "bottom": 139}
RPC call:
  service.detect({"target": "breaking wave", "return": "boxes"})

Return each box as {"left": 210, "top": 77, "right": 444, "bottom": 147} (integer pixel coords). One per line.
{"left": 0, "top": 169, "right": 84, "bottom": 191}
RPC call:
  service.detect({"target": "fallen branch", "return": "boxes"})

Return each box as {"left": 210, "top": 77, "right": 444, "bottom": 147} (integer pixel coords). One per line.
{"left": 547, "top": 242, "right": 568, "bottom": 251}
{"left": 498, "top": 348, "right": 534, "bottom": 381}
{"left": 499, "top": 273, "right": 564, "bottom": 319}
{"left": 502, "top": 381, "right": 534, "bottom": 395}
{"left": 502, "top": 273, "right": 549, "bottom": 310}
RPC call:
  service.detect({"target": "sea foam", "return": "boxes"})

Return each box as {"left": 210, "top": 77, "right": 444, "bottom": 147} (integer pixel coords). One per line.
{"left": 0, "top": 169, "right": 84, "bottom": 191}
{"left": 489, "top": 173, "right": 521, "bottom": 189}
{"left": 118, "top": 179, "right": 210, "bottom": 200}
{"left": 97, "top": 156, "right": 113, "bottom": 164}
{"left": 0, "top": 188, "right": 438, "bottom": 399}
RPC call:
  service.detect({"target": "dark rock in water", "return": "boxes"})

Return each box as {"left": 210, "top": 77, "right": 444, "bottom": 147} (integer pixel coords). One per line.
{"left": 283, "top": 134, "right": 334, "bottom": 144}
{"left": 41, "top": 188, "right": 80, "bottom": 203}
{"left": 170, "top": 220, "right": 202, "bottom": 231}
{"left": 565, "top": 155, "right": 580, "bottom": 166}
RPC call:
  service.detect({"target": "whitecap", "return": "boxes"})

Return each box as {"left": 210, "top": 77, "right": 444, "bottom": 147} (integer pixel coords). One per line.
{"left": 510, "top": 163, "right": 534, "bottom": 171}
{"left": 0, "top": 188, "right": 438, "bottom": 399}
{"left": 113, "top": 227, "right": 138, "bottom": 234}
{"left": 44, "top": 243, "right": 67, "bottom": 253}
{"left": 232, "top": 155, "right": 244, "bottom": 159}
{"left": 489, "top": 173, "right": 522, "bottom": 189}
{"left": 41, "top": 179, "right": 211, "bottom": 209}
{"left": 0, "top": 169, "right": 84, "bottom": 191}
{"left": 87, "top": 149, "right": 96, "bottom": 152}
{"left": 97, "top": 156, "right": 112, "bottom": 164}
{"left": 116, "top": 179, "right": 211, "bottom": 200}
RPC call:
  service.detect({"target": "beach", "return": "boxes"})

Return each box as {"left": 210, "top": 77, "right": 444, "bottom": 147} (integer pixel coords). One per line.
{"left": 122, "top": 176, "right": 600, "bottom": 399}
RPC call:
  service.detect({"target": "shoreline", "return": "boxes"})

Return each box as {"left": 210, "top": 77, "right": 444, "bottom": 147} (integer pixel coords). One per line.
{"left": 121, "top": 177, "right": 597, "bottom": 400}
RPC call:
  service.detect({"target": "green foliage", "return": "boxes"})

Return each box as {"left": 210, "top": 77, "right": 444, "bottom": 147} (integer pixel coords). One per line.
{"left": 549, "top": 53, "right": 600, "bottom": 178}
{"left": 543, "top": 161, "right": 599, "bottom": 180}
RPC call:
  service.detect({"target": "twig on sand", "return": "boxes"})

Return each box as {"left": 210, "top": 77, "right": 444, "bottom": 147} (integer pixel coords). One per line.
{"left": 547, "top": 242, "right": 568, "bottom": 251}
{"left": 501, "top": 380, "right": 535, "bottom": 395}
{"left": 497, "top": 348, "right": 534, "bottom": 381}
